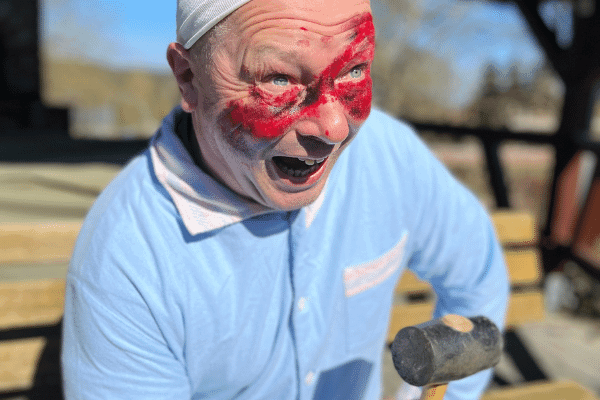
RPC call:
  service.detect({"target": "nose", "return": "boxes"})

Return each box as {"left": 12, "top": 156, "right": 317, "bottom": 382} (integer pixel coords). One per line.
{"left": 295, "top": 95, "right": 350, "bottom": 145}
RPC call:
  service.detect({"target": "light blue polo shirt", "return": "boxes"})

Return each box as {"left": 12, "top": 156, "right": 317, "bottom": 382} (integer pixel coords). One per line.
{"left": 61, "top": 107, "right": 509, "bottom": 400}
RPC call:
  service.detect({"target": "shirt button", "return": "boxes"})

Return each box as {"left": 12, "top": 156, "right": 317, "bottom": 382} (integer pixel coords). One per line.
{"left": 305, "top": 371, "right": 315, "bottom": 385}
{"left": 298, "top": 297, "right": 307, "bottom": 312}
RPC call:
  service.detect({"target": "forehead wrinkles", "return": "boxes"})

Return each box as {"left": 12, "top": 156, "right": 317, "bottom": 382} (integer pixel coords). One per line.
{"left": 225, "top": 0, "right": 372, "bottom": 45}
{"left": 233, "top": 13, "right": 373, "bottom": 72}
{"left": 248, "top": 28, "right": 355, "bottom": 63}
{"left": 236, "top": 13, "right": 370, "bottom": 41}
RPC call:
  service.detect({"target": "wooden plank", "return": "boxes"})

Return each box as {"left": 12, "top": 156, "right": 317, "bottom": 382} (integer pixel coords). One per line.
{"left": 395, "top": 271, "right": 431, "bottom": 295}
{"left": 0, "top": 280, "right": 65, "bottom": 330}
{"left": 0, "top": 338, "right": 46, "bottom": 392}
{"left": 387, "top": 290, "right": 545, "bottom": 342}
{"left": 0, "top": 222, "right": 81, "bottom": 264}
{"left": 482, "top": 380, "right": 600, "bottom": 400}
{"left": 0, "top": 280, "right": 64, "bottom": 392}
{"left": 395, "top": 250, "right": 541, "bottom": 296}
{"left": 492, "top": 211, "right": 536, "bottom": 245}
{"left": 505, "top": 249, "right": 542, "bottom": 286}
{"left": 506, "top": 291, "right": 545, "bottom": 328}
{"left": 387, "top": 302, "right": 435, "bottom": 343}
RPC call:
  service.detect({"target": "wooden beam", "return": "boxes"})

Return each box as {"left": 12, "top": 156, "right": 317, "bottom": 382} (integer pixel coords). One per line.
{"left": 387, "top": 302, "right": 434, "bottom": 343}
{"left": 387, "top": 290, "right": 545, "bottom": 342}
{"left": 513, "top": 0, "right": 566, "bottom": 77}
{"left": 505, "top": 291, "right": 545, "bottom": 328}
{"left": 504, "top": 249, "right": 542, "bottom": 286}
{"left": 395, "top": 271, "right": 432, "bottom": 295}
{"left": 0, "top": 280, "right": 65, "bottom": 330}
{"left": 0, "top": 223, "right": 81, "bottom": 264}
{"left": 396, "top": 248, "right": 541, "bottom": 296}
{"left": 482, "top": 380, "right": 600, "bottom": 400}
{"left": 492, "top": 211, "right": 536, "bottom": 245}
{"left": 0, "top": 338, "right": 47, "bottom": 392}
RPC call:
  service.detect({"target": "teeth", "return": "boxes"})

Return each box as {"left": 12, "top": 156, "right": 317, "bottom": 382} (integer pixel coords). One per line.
{"left": 298, "top": 157, "right": 326, "bottom": 166}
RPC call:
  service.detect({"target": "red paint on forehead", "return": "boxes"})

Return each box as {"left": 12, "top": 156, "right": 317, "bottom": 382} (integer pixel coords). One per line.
{"left": 320, "top": 13, "right": 375, "bottom": 81}
{"left": 227, "top": 13, "right": 375, "bottom": 139}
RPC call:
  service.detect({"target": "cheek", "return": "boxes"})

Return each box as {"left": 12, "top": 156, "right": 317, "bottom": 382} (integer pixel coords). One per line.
{"left": 336, "top": 76, "right": 373, "bottom": 122}
{"left": 221, "top": 127, "right": 256, "bottom": 159}
{"left": 227, "top": 88, "right": 303, "bottom": 139}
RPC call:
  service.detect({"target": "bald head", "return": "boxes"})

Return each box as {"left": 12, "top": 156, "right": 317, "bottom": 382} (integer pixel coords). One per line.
{"left": 178, "top": 0, "right": 372, "bottom": 50}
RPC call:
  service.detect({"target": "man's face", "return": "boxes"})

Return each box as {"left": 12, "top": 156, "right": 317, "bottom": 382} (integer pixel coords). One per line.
{"left": 183, "top": 0, "right": 374, "bottom": 210}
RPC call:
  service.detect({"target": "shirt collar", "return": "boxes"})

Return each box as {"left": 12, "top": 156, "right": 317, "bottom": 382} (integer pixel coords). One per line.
{"left": 150, "top": 108, "right": 327, "bottom": 235}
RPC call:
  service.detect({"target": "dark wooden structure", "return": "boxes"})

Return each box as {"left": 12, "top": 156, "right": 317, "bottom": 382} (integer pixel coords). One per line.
{"left": 0, "top": 0, "right": 147, "bottom": 164}
{"left": 0, "top": 0, "right": 68, "bottom": 131}
{"left": 409, "top": 0, "right": 600, "bottom": 283}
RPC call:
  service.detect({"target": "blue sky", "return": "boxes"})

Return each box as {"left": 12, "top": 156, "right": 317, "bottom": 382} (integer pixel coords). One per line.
{"left": 370, "top": 0, "right": 546, "bottom": 106}
{"left": 40, "top": 0, "right": 549, "bottom": 106}
{"left": 41, "top": 0, "right": 177, "bottom": 71}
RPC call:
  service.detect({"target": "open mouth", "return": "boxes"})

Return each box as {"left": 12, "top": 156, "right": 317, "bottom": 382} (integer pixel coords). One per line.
{"left": 273, "top": 156, "right": 327, "bottom": 178}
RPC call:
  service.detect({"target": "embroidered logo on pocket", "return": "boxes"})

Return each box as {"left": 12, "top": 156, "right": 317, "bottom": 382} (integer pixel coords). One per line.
{"left": 343, "top": 233, "right": 408, "bottom": 297}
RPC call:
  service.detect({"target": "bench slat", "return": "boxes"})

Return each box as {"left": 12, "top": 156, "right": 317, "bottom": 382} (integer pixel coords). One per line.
{"left": 0, "top": 223, "right": 81, "bottom": 264}
{"left": 394, "top": 271, "right": 431, "bottom": 295}
{"left": 482, "top": 380, "right": 600, "bottom": 400}
{"left": 0, "top": 338, "right": 47, "bottom": 392}
{"left": 491, "top": 212, "right": 536, "bottom": 245}
{"left": 387, "top": 302, "right": 435, "bottom": 343}
{"left": 387, "top": 290, "right": 545, "bottom": 342}
{"left": 0, "top": 280, "right": 65, "bottom": 330}
{"left": 396, "top": 248, "right": 541, "bottom": 296}
{"left": 505, "top": 291, "right": 545, "bottom": 328}
{"left": 504, "top": 249, "right": 541, "bottom": 286}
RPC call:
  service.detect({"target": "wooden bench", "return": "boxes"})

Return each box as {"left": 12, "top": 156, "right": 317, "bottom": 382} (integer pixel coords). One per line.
{"left": 0, "top": 279, "right": 64, "bottom": 398}
{"left": 0, "top": 222, "right": 81, "bottom": 265}
{"left": 386, "top": 210, "right": 600, "bottom": 399}
{"left": 1, "top": 213, "right": 598, "bottom": 399}
{"left": 482, "top": 379, "right": 600, "bottom": 400}
{"left": 387, "top": 210, "right": 544, "bottom": 341}
{"left": 0, "top": 222, "right": 74, "bottom": 399}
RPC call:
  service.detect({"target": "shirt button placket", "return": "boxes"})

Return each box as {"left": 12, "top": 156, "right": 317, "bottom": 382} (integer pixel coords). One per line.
{"left": 298, "top": 296, "right": 308, "bottom": 313}
{"left": 304, "top": 371, "right": 315, "bottom": 386}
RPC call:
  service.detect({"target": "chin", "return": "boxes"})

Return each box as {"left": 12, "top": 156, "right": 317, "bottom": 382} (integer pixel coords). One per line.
{"left": 259, "top": 185, "right": 325, "bottom": 211}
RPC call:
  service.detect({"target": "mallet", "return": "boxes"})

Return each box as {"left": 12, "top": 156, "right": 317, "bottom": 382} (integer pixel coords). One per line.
{"left": 391, "top": 314, "right": 503, "bottom": 400}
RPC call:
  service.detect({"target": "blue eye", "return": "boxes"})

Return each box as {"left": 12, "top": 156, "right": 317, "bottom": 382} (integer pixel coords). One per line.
{"left": 273, "top": 76, "right": 289, "bottom": 86}
{"left": 350, "top": 67, "right": 362, "bottom": 78}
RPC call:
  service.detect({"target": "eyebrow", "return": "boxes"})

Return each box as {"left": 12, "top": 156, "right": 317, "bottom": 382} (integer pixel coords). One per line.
{"left": 253, "top": 44, "right": 303, "bottom": 62}
{"left": 253, "top": 29, "right": 365, "bottom": 62}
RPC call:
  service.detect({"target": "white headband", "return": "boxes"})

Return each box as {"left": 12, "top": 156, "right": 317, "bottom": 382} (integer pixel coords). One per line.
{"left": 177, "top": 0, "right": 253, "bottom": 49}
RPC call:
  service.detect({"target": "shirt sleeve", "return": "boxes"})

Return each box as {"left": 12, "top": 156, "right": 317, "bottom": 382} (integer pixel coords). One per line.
{"left": 61, "top": 272, "right": 191, "bottom": 400}
{"left": 403, "top": 132, "right": 510, "bottom": 400}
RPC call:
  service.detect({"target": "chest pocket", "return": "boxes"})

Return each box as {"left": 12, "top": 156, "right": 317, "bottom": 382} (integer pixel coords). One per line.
{"left": 343, "top": 233, "right": 408, "bottom": 351}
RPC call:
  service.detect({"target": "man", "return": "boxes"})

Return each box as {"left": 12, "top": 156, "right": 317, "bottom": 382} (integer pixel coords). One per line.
{"left": 61, "top": 0, "right": 509, "bottom": 399}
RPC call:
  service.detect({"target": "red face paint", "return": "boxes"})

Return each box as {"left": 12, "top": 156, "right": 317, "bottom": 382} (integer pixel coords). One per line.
{"left": 226, "top": 13, "right": 375, "bottom": 139}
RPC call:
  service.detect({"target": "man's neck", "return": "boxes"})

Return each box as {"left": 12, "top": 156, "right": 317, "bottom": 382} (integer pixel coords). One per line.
{"left": 176, "top": 111, "right": 206, "bottom": 172}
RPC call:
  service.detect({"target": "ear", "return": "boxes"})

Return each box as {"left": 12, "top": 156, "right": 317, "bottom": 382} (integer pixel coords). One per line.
{"left": 167, "top": 42, "right": 198, "bottom": 112}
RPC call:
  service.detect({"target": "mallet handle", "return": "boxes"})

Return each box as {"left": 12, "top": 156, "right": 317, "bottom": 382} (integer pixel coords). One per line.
{"left": 420, "top": 383, "right": 447, "bottom": 400}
